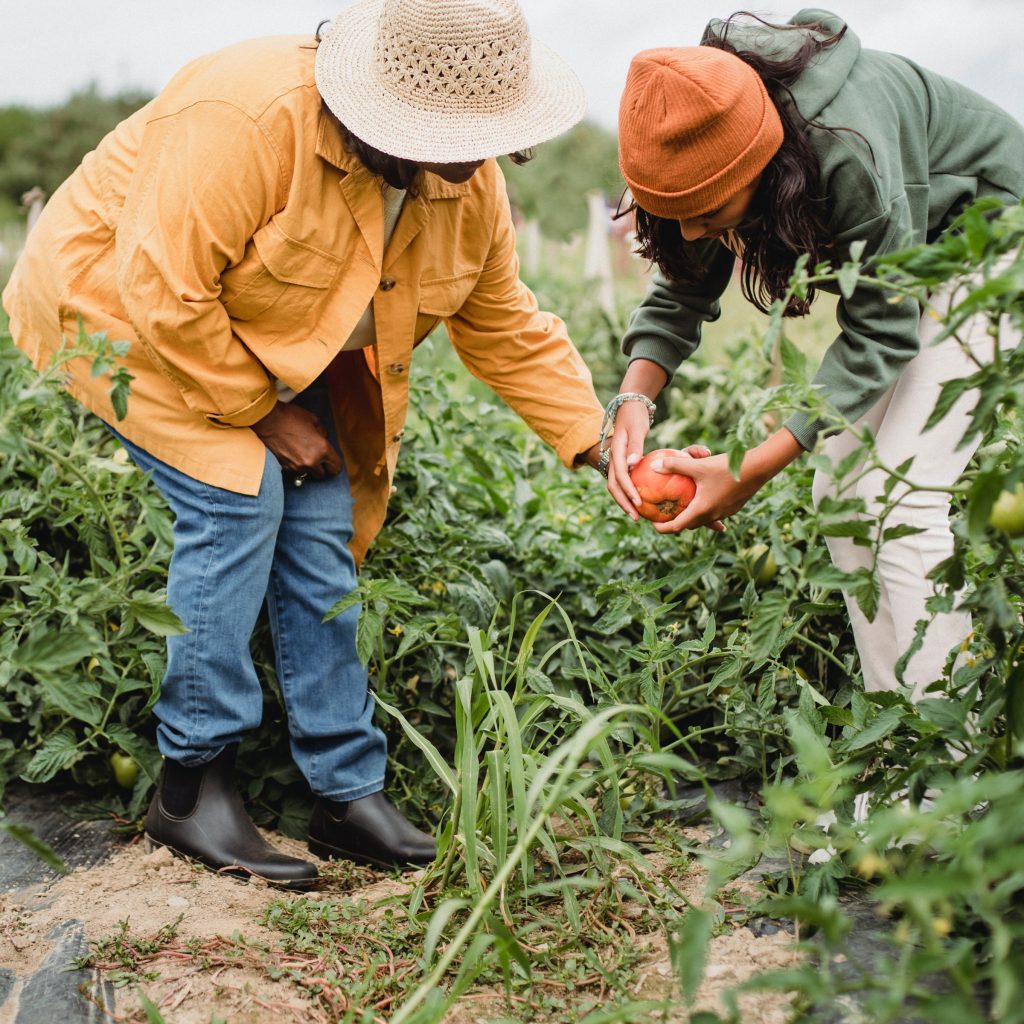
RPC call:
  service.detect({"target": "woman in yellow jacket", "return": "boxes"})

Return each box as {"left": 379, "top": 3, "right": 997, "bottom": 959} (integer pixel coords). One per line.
{"left": 2, "top": 0, "right": 606, "bottom": 887}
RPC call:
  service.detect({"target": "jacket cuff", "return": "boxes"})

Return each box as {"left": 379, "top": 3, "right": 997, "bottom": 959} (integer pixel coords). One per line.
{"left": 625, "top": 338, "right": 685, "bottom": 382}
{"left": 205, "top": 387, "right": 278, "bottom": 428}
{"left": 556, "top": 411, "right": 605, "bottom": 470}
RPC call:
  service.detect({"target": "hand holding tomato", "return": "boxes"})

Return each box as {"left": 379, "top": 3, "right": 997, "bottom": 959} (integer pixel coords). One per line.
{"left": 646, "top": 431, "right": 805, "bottom": 534}
{"left": 646, "top": 451, "right": 764, "bottom": 533}
{"left": 611, "top": 440, "right": 714, "bottom": 521}
{"left": 607, "top": 400, "right": 655, "bottom": 520}
{"left": 630, "top": 449, "right": 697, "bottom": 522}
{"left": 647, "top": 450, "right": 760, "bottom": 533}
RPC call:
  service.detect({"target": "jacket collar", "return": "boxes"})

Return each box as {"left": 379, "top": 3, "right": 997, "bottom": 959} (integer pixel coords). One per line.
{"left": 315, "top": 110, "right": 472, "bottom": 198}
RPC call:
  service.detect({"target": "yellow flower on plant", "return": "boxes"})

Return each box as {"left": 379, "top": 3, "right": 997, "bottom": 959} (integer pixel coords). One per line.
{"left": 388, "top": 624, "right": 404, "bottom": 637}
{"left": 431, "top": 580, "right": 446, "bottom": 594}
{"left": 853, "top": 852, "right": 888, "bottom": 878}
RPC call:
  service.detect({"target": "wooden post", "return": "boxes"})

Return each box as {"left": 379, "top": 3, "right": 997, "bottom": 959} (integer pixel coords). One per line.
{"left": 22, "top": 187, "right": 46, "bottom": 237}
{"left": 521, "top": 217, "right": 542, "bottom": 278}
{"left": 583, "top": 190, "right": 615, "bottom": 318}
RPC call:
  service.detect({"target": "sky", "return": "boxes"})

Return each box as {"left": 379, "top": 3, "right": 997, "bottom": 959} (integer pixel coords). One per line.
{"left": 1, "top": 0, "right": 1022, "bottom": 128}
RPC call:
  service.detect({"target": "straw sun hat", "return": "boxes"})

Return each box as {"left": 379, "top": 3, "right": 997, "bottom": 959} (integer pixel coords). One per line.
{"left": 314, "top": 0, "right": 586, "bottom": 163}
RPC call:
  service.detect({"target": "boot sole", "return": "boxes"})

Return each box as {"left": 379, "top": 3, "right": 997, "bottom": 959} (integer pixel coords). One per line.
{"left": 307, "top": 836, "right": 433, "bottom": 872}
{"left": 145, "top": 835, "right": 320, "bottom": 892}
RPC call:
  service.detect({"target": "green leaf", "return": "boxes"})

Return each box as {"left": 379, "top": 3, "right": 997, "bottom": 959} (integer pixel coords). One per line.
{"left": 1005, "top": 660, "right": 1024, "bottom": 748}
{"left": 0, "top": 821, "right": 69, "bottom": 873}
{"left": 669, "top": 908, "right": 714, "bottom": 1003}
{"left": 455, "top": 674, "right": 481, "bottom": 894}
{"left": 423, "top": 897, "right": 471, "bottom": 965}
{"left": 356, "top": 607, "right": 382, "bottom": 665}
{"left": 578, "top": 1002, "right": 674, "bottom": 1024}
{"left": 779, "top": 335, "right": 809, "bottom": 385}
{"left": 136, "top": 990, "right": 168, "bottom": 1024}
{"left": 106, "top": 725, "right": 162, "bottom": 784}
{"left": 109, "top": 368, "right": 134, "bottom": 422}
{"left": 37, "top": 675, "right": 104, "bottom": 726}
{"left": 14, "top": 629, "right": 97, "bottom": 674}
{"left": 881, "top": 523, "right": 924, "bottom": 543}
{"left": 820, "top": 706, "right": 854, "bottom": 727}
{"left": 836, "top": 261, "right": 860, "bottom": 300}
{"left": 746, "top": 591, "right": 790, "bottom": 666}
{"left": 128, "top": 597, "right": 188, "bottom": 637}
{"left": 323, "top": 589, "right": 361, "bottom": 623}
{"left": 923, "top": 376, "right": 974, "bottom": 434}
{"left": 818, "top": 520, "right": 871, "bottom": 540}
{"left": 21, "top": 730, "right": 82, "bottom": 784}
{"left": 839, "top": 706, "right": 907, "bottom": 752}
{"left": 374, "top": 694, "right": 457, "bottom": 795}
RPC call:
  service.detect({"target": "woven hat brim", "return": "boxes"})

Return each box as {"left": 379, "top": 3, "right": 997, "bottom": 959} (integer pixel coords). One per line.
{"left": 315, "top": 0, "right": 587, "bottom": 163}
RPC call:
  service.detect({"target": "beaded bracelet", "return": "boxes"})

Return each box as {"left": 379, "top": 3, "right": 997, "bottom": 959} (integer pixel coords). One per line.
{"left": 597, "top": 392, "right": 657, "bottom": 478}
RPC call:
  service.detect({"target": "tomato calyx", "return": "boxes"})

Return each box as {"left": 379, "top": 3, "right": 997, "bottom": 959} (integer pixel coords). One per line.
{"left": 629, "top": 449, "right": 697, "bottom": 524}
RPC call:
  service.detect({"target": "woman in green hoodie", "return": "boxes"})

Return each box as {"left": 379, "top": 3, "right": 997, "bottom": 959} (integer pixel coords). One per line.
{"left": 605, "top": 9, "right": 1024, "bottom": 700}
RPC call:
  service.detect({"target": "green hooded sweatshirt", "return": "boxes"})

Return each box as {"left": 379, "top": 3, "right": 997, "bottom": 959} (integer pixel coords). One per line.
{"left": 620, "top": 8, "right": 1024, "bottom": 449}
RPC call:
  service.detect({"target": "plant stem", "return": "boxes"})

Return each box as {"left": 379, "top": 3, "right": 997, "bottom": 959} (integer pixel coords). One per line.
{"left": 23, "top": 437, "right": 127, "bottom": 569}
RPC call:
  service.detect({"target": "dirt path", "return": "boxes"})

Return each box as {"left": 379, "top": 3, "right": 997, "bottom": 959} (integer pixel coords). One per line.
{"left": 0, "top": 831, "right": 801, "bottom": 1023}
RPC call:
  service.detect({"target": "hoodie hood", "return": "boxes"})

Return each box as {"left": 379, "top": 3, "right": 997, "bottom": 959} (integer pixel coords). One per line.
{"left": 702, "top": 8, "right": 860, "bottom": 124}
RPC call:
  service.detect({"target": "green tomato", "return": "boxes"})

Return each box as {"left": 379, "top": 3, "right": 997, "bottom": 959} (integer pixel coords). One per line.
{"left": 110, "top": 751, "right": 140, "bottom": 789}
{"left": 741, "top": 543, "right": 778, "bottom": 585}
{"left": 988, "top": 484, "right": 1024, "bottom": 537}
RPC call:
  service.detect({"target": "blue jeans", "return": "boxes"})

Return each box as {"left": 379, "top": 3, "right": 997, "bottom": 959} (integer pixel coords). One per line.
{"left": 110, "top": 382, "right": 386, "bottom": 801}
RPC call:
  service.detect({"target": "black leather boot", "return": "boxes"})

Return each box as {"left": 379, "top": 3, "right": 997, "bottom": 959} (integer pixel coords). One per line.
{"left": 145, "top": 747, "right": 319, "bottom": 890}
{"left": 308, "top": 792, "right": 436, "bottom": 869}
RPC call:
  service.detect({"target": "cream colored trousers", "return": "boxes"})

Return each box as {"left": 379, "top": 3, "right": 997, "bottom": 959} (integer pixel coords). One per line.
{"left": 810, "top": 292, "right": 1017, "bottom": 701}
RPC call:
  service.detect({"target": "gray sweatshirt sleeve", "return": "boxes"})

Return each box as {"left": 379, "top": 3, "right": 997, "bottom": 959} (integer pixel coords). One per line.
{"left": 784, "top": 194, "right": 922, "bottom": 449}
{"left": 620, "top": 239, "right": 736, "bottom": 379}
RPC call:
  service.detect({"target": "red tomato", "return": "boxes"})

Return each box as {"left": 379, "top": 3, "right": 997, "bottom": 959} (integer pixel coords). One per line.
{"left": 629, "top": 449, "right": 697, "bottom": 523}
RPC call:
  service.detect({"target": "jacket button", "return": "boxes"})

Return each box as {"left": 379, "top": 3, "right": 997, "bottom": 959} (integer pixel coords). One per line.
{"left": 387, "top": 362, "right": 405, "bottom": 375}
{"left": 379, "top": 277, "right": 396, "bottom": 291}
{"left": 392, "top": 431, "right": 404, "bottom": 443}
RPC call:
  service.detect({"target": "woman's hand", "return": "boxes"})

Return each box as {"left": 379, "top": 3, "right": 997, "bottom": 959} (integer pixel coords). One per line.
{"left": 606, "top": 359, "right": 670, "bottom": 520}
{"left": 252, "top": 402, "right": 343, "bottom": 479}
{"left": 650, "top": 429, "right": 805, "bottom": 534}
{"left": 650, "top": 451, "right": 758, "bottom": 533}
{"left": 607, "top": 400, "right": 653, "bottom": 520}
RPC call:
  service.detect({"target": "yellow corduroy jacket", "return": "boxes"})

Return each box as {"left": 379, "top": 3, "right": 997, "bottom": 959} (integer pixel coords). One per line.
{"left": 2, "top": 35, "right": 605, "bottom": 564}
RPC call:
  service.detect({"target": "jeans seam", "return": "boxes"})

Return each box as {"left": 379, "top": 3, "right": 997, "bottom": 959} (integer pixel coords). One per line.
{"left": 187, "top": 480, "right": 219, "bottom": 750}
{"left": 268, "top": 565, "right": 312, "bottom": 788}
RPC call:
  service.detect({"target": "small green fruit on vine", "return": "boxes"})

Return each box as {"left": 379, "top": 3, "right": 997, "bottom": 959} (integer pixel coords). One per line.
{"left": 742, "top": 543, "right": 778, "bottom": 585}
{"left": 110, "top": 752, "right": 140, "bottom": 789}
{"left": 989, "top": 484, "right": 1024, "bottom": 537}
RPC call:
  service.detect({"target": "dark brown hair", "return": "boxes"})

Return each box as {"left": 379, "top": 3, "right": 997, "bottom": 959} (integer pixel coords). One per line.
{"left": 629, "top": 12, "right": 858, "bottom": 316}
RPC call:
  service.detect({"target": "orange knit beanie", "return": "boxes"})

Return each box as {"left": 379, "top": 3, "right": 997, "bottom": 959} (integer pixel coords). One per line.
{"left": 618, "top": 46, "right": 784, "bottom": 220}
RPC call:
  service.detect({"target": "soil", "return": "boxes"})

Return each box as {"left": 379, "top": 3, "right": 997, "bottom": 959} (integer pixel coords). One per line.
{"left": 0, "top": 829, "right": 801, "bottom": 1024}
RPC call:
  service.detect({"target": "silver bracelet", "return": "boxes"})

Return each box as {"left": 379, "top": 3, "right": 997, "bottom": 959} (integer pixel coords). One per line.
{"left": 597, "top": 392, "right": 656, "bottom": 478}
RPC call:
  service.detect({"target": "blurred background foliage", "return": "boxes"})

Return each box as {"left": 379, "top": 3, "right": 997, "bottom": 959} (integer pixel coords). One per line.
{"left": 0, "top": 90, "right": 623, "bottom": 241}
{"left": 0, "top": 88, "right": 151, "bottom": 222}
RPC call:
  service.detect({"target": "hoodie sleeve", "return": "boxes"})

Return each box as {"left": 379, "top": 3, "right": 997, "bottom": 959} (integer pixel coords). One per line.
{"left": 619, "top": 239, "right": 736, "bottom": 379}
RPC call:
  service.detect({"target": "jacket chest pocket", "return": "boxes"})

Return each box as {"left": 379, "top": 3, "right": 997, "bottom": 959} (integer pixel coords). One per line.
{"left": 221, "top": 222, "right": 342, "bottom": 324}
{"left": 417, "top": 272, "right": 478, "bottom": 318}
